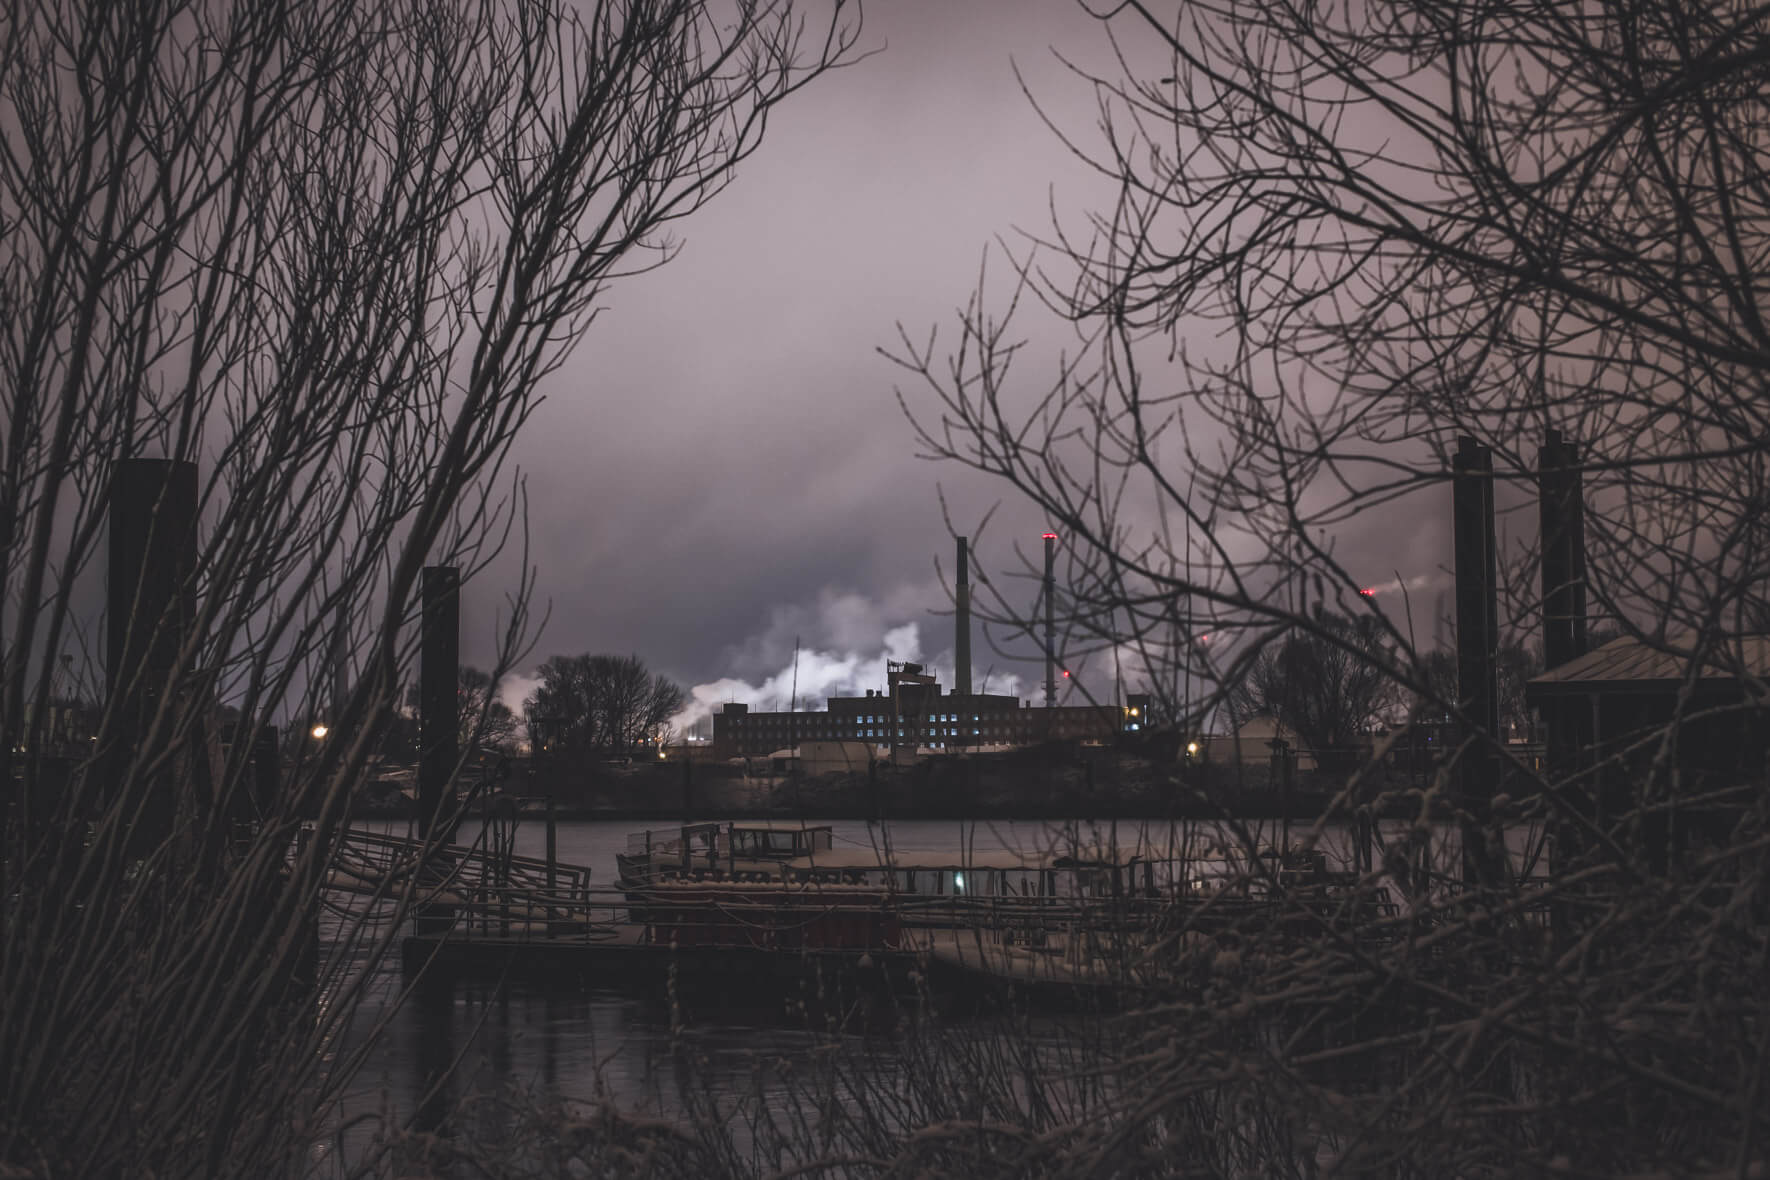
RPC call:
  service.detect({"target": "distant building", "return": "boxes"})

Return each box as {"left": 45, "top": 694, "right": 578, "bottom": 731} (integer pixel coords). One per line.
{"left": 1124, "top": 692, "right": 1152, "bottom": 733}
{"left": 1201, "top": 715, "right": 1319, "bottom": 772}
{"left": 18, "top": 699, "right": 101, "bottom": 756}
{"left": 711, "top": 662, "right": 1127, "bottom": 759}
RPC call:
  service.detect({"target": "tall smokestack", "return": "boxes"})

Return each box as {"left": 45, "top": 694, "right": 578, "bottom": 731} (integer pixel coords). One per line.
{"left": 1043, "top": 532, "right": 1057, "bottom": 707}
{"left": 955, "top": 536, "right": 972, "bottom": 698}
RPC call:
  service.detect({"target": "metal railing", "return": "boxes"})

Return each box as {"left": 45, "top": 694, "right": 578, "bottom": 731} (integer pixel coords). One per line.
{"left": 441, "top": 885, "right": 630, "bottom": 942}
{"left": 326, "top": 827, "right": 592, "bottom": 901}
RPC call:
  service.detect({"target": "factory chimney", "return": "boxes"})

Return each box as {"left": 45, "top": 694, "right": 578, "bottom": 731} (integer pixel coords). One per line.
{"left": 955, "top": 536, "right": 972, "bottom": 698}
{"left": 1043, "top": 532, "right": 1057, "bottom": 707}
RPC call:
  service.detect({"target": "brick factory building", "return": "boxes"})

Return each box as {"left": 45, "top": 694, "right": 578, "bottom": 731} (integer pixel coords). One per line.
{"left": 710, "top": 535, "right": 1155, "bottom": 760}
{"left": 711, "top": 661, "right": 1144, "bottom": 759}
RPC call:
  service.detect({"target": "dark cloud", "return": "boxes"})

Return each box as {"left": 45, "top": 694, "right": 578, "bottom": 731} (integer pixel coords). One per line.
{"left": 469, "top": 0, "right": 1114, "bottom": 711}
{"left": 467, "top": 0, "right": 1468, "bottom": 721}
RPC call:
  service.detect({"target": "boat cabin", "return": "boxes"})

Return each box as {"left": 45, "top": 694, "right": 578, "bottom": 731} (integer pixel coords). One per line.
{"left": 617, "top": 821, "right": 837, "bottom": 885}
{"left": 726, "top": 822, "right": 834, "bottom": 859}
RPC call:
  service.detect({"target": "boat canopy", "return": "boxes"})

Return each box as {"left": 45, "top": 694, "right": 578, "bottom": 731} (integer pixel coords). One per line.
{"left": 726, "top": 823, "right": 834, "bottom": 857}
{"left": 625, "top": 821, "right": 834, "bottom": 859}
{"left": 781, "top": 846, "right": 1052, "bottom": 873}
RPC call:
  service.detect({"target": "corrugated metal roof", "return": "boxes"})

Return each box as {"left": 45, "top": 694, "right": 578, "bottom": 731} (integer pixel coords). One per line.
{"left": 1530, "top": 633, "right": 1770, "bottom": 692}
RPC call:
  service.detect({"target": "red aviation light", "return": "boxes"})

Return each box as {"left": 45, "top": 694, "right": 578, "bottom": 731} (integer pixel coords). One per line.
{"left": 1062, "top": 669, "right": 1070, "bottom": 678}
{"left": 1359, "top": 587, "right": 1376, "bottom": 597}
{"left": 1041, "top": 532, "right": 1057, "bottom": 539}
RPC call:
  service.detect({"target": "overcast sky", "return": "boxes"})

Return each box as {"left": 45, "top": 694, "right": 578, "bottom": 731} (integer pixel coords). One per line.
{"left": 457, "top": 1, "right": 1111, "bottom": 725}
{"left": 465, "top": 1, "right": 1456, "bottom": 729}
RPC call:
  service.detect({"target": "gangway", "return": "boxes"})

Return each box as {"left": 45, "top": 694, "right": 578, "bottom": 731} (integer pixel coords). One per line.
{"left": 322, "top": 827, "right": 592, "bottom": 906}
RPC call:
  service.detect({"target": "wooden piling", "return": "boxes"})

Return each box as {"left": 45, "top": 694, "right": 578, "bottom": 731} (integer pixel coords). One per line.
{"left": 1453, "top": 437, "right": 1503, "bottom": 886}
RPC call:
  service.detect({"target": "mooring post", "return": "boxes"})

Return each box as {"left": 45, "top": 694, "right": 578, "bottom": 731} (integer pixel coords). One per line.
{"left": 409, "top": 968, "right": 454, "bottom": 1142}
{"left": 1281, "top": 751, "right": 1292, "bottom": 861}
{"left": 1538, "top": 429, "right": 1600, "bottom": 884}
{"left": 545, "top": 794, "right": 557, "bottom": 895}
{"left": 1453, "top": 437, "right": 1503, "bottom": 887}
{"left": 107, "top": 458, "right": 200, "bottom": 857}
{"left": 682, "top": 747, "right": 693, "bottom": 822}
{"left": 417, "top": 566, "right": 459, "bottom": 844}
{"left": 1538, "top": 429, "right": 1587, "bottom": 672}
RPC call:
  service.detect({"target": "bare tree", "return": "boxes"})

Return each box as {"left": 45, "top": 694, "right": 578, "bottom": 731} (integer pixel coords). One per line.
{"left": 0, "top": 0, "right": 857, "bottom": 1173}
{"left": 460, "top": 665, "right": 519, "bottom": 755}
{"left": 880, "top": 0, "right": 1770, "bottom": 1172}
{"left": 524, "top": 652, "right": 686, "bottom": 759}
{"left": 1412, "top": 639, "right": 1539, "bottom": 737}
{"left": 1231, "top": 608, "right": 1396, "bottom": 760}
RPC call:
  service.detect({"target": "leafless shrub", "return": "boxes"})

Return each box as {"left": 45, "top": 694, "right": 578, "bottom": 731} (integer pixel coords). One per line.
{"left": 870, "top": 0, "right": 1770, "bottom": 1173}
{"left": 0, "top": 0, "right": 858, "bottom": 1174}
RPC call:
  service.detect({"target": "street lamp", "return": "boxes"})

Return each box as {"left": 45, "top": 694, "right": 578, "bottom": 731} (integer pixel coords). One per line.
{"left": 532, "top": 714, "right": 562, "bottom": 755}
{"left": 310, "top": 723, "right": 329, "bottom": 740}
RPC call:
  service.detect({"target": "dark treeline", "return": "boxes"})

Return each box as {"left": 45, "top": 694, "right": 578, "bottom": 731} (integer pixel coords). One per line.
{"left": 522, "top": 653, "right": 685, "bottom": 760}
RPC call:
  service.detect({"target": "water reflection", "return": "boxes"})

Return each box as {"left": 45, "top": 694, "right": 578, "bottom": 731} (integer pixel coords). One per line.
{"left": 323, "top": 816, "right": 1545, "bottom": 1171}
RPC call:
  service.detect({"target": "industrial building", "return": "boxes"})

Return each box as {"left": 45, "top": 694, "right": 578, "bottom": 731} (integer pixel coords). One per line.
{"left": 710, "top": 672, "right": 1139, "bottom": 758}
{"left": 710, "top": 535, "right": 1153, "bottom": 760}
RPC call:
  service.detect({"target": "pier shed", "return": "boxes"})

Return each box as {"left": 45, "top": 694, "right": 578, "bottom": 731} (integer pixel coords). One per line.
{"left": 1526, "top": 631, "right": 1770, "bottom": 869}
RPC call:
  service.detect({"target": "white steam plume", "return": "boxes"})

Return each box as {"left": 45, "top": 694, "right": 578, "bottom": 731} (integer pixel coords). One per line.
{"left": 670, "top": 618, "right": 1025, "bottom": 735}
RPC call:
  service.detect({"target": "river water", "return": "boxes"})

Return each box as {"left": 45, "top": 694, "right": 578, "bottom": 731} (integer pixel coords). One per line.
{"left": 317, "top": 814, "right": 1546, "bottom": 1172}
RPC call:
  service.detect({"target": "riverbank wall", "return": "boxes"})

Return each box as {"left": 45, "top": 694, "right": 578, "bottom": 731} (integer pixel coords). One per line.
{"left": 357, "top": 743, "right": 1492, "bottom": 823}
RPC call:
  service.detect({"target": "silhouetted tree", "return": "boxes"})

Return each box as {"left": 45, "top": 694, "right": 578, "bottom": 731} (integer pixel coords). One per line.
{"left": 524, "top": 654, "right": 685, "bottom": 760}
{"left": 1231, "top": 610, "right": 1395, "bottom": 756}
{"left": 885, "top": 0, "right": 1770, "bottom": 1172}
{"left": 459, "top": 666, "right": 518, "bottom": 755}
{"left": 1412, "top": 640, "right": 1541, "bottom": 738}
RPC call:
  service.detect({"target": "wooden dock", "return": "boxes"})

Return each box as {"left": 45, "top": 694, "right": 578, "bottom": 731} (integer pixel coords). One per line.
{"left": 326, "top": 829, "right": 1424, "bottom": 1014}
{"left": 400, "top": 923, "right": 921, "bottom": 996}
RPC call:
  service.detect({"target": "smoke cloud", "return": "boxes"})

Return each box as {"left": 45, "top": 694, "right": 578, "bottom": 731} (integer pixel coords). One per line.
{"left": 667, "top": 588, "right": 1027, "bottom": 736}
{"left": 1359, "top": 572, "right": 1447, "bottom": 599}
{"left": 499, "top": 583, "right": 1047, "bottom": 739}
